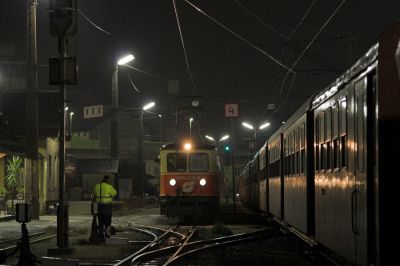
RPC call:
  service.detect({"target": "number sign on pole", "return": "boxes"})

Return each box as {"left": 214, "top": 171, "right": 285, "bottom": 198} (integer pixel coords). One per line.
{"left": 225, "top": 104, "right": 239, "bottom": 117}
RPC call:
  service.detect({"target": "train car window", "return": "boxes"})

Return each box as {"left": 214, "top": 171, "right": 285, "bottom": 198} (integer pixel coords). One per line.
{"left": 326, "top": 107, "right": 332, "bottom": 141}
{"left": 319, "top": 112, "right": 325, "bottom": 144}
{"left": 340, "top": 98, "right": 347, "bottom": 135}
{"left": 167, "top": 153, "right": 187, "bottom": 172}
{"left": 301, "top": 149, "right": 305, "bottom": 174}
{"left": 340, "top": 135, "right": 347, "bottom": 168}
{"left": 316, "top": 144, "right": 320, "bottom": 172}
{"left": 189, "top": 153, "right": 209, "bottom": 172}
{"left": 334, "top": 138, "right": 340, "bottom": 170}
{"left": 321, "top": 143, "right": 326, "bottom": 171}
{"left": 333, "top": 102, "right": 339, "bottom": 139}
{"left": 327, "top": 141, "right": 332, "bottom": 171}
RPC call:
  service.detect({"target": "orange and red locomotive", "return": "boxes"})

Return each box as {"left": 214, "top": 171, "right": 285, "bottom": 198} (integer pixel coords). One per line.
{"left": 159, "top": 142, "right": 220, "bottom": 218}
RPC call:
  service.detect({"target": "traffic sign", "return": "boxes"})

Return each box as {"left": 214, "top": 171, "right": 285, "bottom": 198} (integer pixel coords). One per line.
{"left": 225, "top": 104, "right": 239, "bottom": 117}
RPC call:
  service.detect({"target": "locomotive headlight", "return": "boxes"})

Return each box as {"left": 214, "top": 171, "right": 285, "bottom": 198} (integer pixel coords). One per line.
{"left": 169, "top": 179, "right": 176, "bottom": 186}
{"left": 199, "top": 178, "right": 206, "bottom": 186}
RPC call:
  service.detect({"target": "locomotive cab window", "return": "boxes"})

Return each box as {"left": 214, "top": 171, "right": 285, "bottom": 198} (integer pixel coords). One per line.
{"left": 167, "top": 153, "right": 187, "bottom": 172}
{"left": 189, "top": 153, "right": 209, "bottom": 172}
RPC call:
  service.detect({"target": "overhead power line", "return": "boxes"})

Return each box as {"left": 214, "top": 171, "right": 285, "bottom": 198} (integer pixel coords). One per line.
{"left": 78, "top": 9, "right": 112, "bottom": 35}
{"left": 172, "top": 0, "right": 198, "bottom": 96}
{"left": 184, "top": 0, "right": 294, "bottom": 73}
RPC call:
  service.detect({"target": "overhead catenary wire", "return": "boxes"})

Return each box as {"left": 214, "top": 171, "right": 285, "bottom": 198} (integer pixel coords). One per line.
{"left": 233, "top": 0, "right": 315, "bottom": 121}
{"left": 125, "top": 72, "right": 141, "bottom": 94}
{"left": 78, "top": 9, "right": 112, "bottom": 36}
{"left": 184, "top": 0, "right": 294, "bottom": 74}
{"left": 259, "top": 0, "right": 346, "bottom": 123}
{"left": 172, "top": 0, "right": 198, "bottom": 96}
{"left": 280, "top": 0, "right": 348, "bottom": 95}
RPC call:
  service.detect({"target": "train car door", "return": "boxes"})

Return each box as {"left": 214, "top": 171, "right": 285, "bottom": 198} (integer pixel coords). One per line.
{"left": 353, "top": 75, "right": 369, "bottom": 266}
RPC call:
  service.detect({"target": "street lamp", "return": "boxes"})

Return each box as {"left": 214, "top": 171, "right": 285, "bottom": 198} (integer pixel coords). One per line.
{"left": 242, "top": 121, "right": 270, "bottom": 152}
{"left": 205, "top": 135, "right": 215, "bottom": 142}
{"left": 111, "top": 54, "right": 135, "bottom": 159}
{"left": 138, "top": 101, "right": 155, "bottom": 197}
{"left": 69, "top": 112, "right": 74, "bottom": 139}
{"left": 189, "top": 117, "right": 194, "bottom": 140}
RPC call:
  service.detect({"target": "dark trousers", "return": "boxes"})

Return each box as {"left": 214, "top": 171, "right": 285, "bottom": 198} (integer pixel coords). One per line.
{"left": 97, "top": 203, "right": 112, "bottom": 239}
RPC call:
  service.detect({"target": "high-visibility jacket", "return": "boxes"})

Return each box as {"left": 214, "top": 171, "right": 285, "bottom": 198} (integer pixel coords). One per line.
{"left": 93, "top": 182, "right": 117, "bottom": 203}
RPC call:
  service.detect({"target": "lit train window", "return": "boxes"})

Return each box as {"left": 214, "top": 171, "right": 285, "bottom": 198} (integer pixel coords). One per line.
{"left": 189, "top": 153, "right": 209, "bottom": 172}
{"left": 167, "top": 153, "right": 187, "bottom": 172}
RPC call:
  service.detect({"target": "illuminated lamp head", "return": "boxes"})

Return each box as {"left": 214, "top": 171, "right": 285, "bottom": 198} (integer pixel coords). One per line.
{"left": 184, "top": 142, "right": 192, "bottom": 151}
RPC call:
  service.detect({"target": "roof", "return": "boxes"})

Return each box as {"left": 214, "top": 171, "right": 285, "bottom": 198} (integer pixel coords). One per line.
{"left": 77, "top": 158, "right": 119, "bottom": 174}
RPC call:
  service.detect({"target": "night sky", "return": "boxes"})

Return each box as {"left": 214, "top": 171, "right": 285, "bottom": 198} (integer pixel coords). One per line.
{"left": 1, "top": 0, "right": 400, "bottom": 147}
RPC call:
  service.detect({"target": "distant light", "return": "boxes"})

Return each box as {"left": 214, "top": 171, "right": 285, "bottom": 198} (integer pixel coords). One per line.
{"left": 70, "top": 112, "right": 74, "bottom": 116}
{"left": 224, "top": 145, "right": 230, "bottom": 151}
{"left": 184, "top": 143, "right": 192, "bottom": 150}
{"left": 205, "top": 135, "right": 215, "bottom": 142}
{"left": 242, "top": 122, "right": 254, "bottom": 130}
{"left": 199, "top": 178, "right": 206, "bottom": 186}
{"left": 117, "top": 54, "right": 135, "bottom": 65}
{"left": 158, "top": 114, "right": 162, "bottom": 117}
{"left": 189, "top": 117, "right": 194, "bottom": 122}
{"left": 219, "top": 135, "right": 229, "bottom": 141}
{"left": 169, "top": 179, "right": 176, "bottom": 186}
{"left": 143, "top": 102, "right": 155, "bottom": 110}
{"left": 259, "top": 122, "right": 270, "bottom": 130}
{"left": 65, "top": 106, "right": 69, "bottom": 111}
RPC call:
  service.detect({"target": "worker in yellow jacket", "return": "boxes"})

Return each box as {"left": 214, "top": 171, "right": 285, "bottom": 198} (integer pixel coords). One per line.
{"left": 93, "top": 175, "right": 117, "bottom": 240}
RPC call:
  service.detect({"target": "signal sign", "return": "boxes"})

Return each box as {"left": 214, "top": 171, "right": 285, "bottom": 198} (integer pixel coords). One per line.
{"left": 225, "top": 104, "right": 239, "bottom": 117}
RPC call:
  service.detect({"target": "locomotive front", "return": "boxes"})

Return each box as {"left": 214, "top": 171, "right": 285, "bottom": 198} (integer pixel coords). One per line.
{"left": 159, "top": 142, "right": 219, "bottom": 218}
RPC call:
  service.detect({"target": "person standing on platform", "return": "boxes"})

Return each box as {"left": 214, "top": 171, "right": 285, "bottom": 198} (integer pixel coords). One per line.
{"left": 93, "top": 175, "right": 117, "bottom": 240}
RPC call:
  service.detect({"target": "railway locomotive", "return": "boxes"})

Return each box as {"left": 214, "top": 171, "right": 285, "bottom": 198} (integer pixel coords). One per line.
{"left": 238, "top": 22, "right": 400, "bottom": 266}
{"left": 159, "top": 142, "right": 220, "bottom": 218}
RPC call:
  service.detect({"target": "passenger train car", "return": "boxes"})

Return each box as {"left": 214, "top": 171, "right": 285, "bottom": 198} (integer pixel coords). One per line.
{"left": 238, "top": 22, "right": 400, "bottom": 265}
{"left": 159, "top": 142, "right": 220, "bottom": 218}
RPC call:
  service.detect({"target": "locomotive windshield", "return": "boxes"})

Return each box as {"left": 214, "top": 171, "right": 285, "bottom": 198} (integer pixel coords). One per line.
{"left": 167, "top": 153, "right": 187, "bottom": 172}
{"left": 189, "top": 153, "right": 209, "bottom": 172}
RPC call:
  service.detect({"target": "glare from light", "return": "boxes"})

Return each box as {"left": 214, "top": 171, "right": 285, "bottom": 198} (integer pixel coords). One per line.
{"left": 199, "top": 178, "right": 206, "bottom": 186}
{"left": 158, "top": 114, "right": 162, "bottom": 117}
{"left": 143, "top": 102, "right": 155, "bottom": 110}
{"left": 219, "top": 135, "right": 230, "bottom": 141}
{"left": 184, "top": 143, "right": 192, "bottom": 150}
{"left": 65, "top": 106, "right": 69, "bottom": 111}
{"left": 242, "top": 122, "right": 254, "bottom": 130}
{"left": 259, "top": 122, "right": 270, "bottom": 130}
{"left": 70, "top": 112, "right": 74, "bottom": 116}
{"left": 117, "top": 54, "right": 135, "bottom": 65}
{"left": 189, "top": 117, "right": 194, "bottom": 122}
{"left": 205, "top": 135, "right": 215, "bottom": 142}
{"left": 169, "top": 179, "right": 176, "bottom": 186}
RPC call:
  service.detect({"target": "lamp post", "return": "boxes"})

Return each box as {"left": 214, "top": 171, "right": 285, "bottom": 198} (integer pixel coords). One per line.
{"left": 137, "top": 101, "right": 155, "bottom": 197}
{"left": 189, "top": 117, "right": 194, "bottom": 140}
{"left": 111, "top": 54, "right": 135, "bottom": 159}
{"left": 158, "top": 114, "right": 162, "bottom": 143}
{"left": 242, "top": 121, "right": 270, "bottom": 153}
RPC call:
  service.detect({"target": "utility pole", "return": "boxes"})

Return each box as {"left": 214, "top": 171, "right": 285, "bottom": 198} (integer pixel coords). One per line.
{"left": 137, "top": 109, "right": 144, "bottom": 197}
{"left": 48, "top": 0, "right": 77, "bottom": 254}
{"left": 111, "top": 65, "right": 118, "bottom": 158}
{"left": 26, "top": 0, "right": 39, "bottom": 220}
{"left": 231, "top": 117, "right": 236, "bottom": 218}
